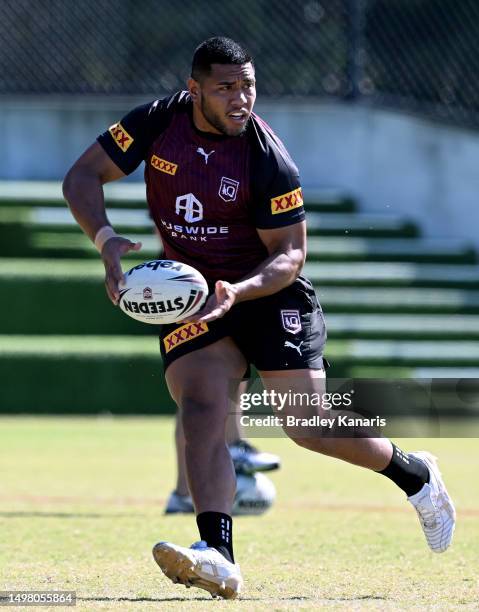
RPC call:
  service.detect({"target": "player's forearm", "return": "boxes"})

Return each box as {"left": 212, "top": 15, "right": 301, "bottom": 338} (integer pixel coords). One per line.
{"left": 232, "top": 247, "right": 305, "bottom": 303}
{"left": 63, "top": 167, "right": 111, "bottom": 242}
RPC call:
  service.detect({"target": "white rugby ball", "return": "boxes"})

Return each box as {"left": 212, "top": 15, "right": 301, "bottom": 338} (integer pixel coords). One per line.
{"left": 232, "top": 473, "right": 276, "bottom": 516}
{"left": 118, "top": 260, "right": 208, "bottom": 324}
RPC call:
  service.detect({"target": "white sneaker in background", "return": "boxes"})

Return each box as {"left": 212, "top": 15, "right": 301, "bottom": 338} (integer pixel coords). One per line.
{"left": 229, "top": 439, "right": 280, "bottom": 475}
{"left": 164, "top": 490, "right": 194, "bottom": 514}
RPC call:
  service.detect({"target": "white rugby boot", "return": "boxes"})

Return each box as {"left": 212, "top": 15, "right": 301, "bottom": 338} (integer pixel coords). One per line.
{"left": 152, "top": 540, "right": 243, "bottom": 599}
{"left": 407, "top": 451, "right": 456, "bottom": 553}
{"left": 229, "top": 439, "right": 280, "bottom": 475}
{"left": 164, "top": 491, "right": 194, "bottom": 514}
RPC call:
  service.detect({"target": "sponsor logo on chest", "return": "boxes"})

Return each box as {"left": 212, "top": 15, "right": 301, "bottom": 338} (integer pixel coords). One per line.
{"left": 175, "top": 193, "right": 203, "bottom": 222}
{"left": 159, "top": 193, "right": 230, "bottom": 242}
{"left": 151, "top": 155, "right": 178, "bottom": 175}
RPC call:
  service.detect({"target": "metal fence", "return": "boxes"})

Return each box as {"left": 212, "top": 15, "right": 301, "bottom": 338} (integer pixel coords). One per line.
{"left": 1, "top": 0, "right": 479, "bottom": 127}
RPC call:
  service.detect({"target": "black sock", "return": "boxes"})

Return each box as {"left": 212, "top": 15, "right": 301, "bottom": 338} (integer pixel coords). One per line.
{"left": 378, "top": 444, "right": 430, "bottom": 496}
{"left": 196, "top": 512, "right": 234, "bottom": 563}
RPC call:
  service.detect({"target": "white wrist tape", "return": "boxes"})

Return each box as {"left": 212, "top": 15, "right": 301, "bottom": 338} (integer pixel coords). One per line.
{"left": 94, "top": 226, "right": 118, "bottom": 253}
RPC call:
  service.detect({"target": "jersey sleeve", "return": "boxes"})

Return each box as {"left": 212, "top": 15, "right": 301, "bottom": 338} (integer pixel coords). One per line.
{"left": 97, "top": 98, "right": 170, "bottom": 175}
{"left": 253, "top": 161, "right": 305, "bottom": 229}
{"left": 250, "top": 121, "right": 306, "bottom": 230}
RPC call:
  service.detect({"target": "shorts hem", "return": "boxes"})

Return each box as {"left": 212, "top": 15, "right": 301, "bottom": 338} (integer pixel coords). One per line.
{"left": 161, "top": 331, "right": 231, "bottom": 372}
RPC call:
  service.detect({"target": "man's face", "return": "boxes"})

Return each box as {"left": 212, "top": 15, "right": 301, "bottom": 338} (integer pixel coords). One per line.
{"left": 189, "top": 63, "right": 256, "bottom": 137}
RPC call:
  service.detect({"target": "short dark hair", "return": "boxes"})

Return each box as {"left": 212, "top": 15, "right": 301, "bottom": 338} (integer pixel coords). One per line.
{"left": 191, "top": 37, "right": 253, "bottom": 81}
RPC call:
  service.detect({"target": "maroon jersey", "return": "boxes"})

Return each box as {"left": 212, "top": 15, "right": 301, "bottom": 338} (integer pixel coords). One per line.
{"left": 98, "top": 91, "right": 305, "bottom": 283}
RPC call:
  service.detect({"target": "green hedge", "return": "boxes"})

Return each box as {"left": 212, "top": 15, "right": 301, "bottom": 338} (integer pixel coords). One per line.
{"left": 0, "top": 277, "right": 147, "bottom": 335}
{"left": 0, "top": 353, "right": 175, "bottom": 414}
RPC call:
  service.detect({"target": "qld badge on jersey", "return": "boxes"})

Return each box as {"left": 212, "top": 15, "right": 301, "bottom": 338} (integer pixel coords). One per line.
{"left": 281, "top": 309, "right": 302, "bottom": 335}
{"left": 219, "top": 177, "right": 239, "bottom": 202}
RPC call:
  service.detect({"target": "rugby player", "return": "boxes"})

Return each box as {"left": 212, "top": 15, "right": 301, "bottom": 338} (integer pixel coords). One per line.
{"left": 166, "top": 397, "right": 281, "bottom": 514}
{"left": 63, "top": 37, "right": 456, "bottom": 600}
{"left": 152, "top": 233, "right": 281, "bottom": 514}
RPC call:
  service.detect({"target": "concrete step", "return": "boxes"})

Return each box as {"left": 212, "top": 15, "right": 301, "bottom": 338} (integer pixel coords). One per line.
{"left": 0, "top": 206, "right": 418, "bottom": 239}
{"left": 0, "top": 258, "right": 106, "bottom": 279}
{"left": 27, "top": 207, "right": 153, "bottom": 228}
{"left": 325, "top": 340, "right": 479, "bottom": 366}
{"left": 319, "top": 286, "right": 479, "bottom": 314}
{"left": 306, "top": 212, "right": 417, "bottom": 237}
{"left": 3, "top": 257, "right": 479, "bottom": 289}
{"left": 302, "top": 188, "right": 356, "bottom": 213}
{"left": 0, "top": 181, "right": 147, "bottom": 207}
{"left": 2, "top": 336, "right": 478, "bottom": 365}
{"left": 307, "top": 237, "right": 476, "bottom": 264}
{"left": 304, "top": 261, "right": 479, "bottom": 288}
{"left": 323, "top": 340, "right": 479, "bottom": 379}
{"left": 25, "top": 233, "right": 476, "bottom": 265}
{"left": 346, "top": 366, "right": 479, "bottom": 379}
{"left": 0, "top": 335, "right": 156, "bottom": 355}
{"left": 0, "top": 181, "right": 356, "bottom": 212}
{"left": 412, "top": 367, "right": 479, "bottom": 378}
{"left": 326, "top": 314, "right": 479, "bottom": 339}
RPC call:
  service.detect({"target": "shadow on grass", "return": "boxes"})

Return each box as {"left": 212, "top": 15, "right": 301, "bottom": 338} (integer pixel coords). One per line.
{"left": 281, "top": 596, "right": 387, "bottom": 602}
{"left": 0, "top": 511, "right": 135, "bottom": 518}
{"left": 78, "top": 595, "right": 388, "bottom": 603}
{"left": 330, "top": 596, "right": 387, "bottom": 601}
{"left": 79, "top": 597, "right": 244, "bottom": 602}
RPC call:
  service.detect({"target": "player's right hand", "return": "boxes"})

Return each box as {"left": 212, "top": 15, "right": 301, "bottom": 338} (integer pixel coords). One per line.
{"left": 101, "top": 236, "right": 142, "bottom": 304}
{"left": 184, "top": 280, "right": 238, "bottom": 324}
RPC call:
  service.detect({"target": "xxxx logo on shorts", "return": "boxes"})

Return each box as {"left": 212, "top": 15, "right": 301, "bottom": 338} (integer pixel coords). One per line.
{"left": 271, "top": 187, "right": 303, "bottom": 215}
{"left": 163, "top": 321, "right": 209, "bottom": 353}
{"left": 108, "top": 122, "right": 133, "bottom": 152}
{"left": 151, "top": 155, "right": 178, "bottom": 176}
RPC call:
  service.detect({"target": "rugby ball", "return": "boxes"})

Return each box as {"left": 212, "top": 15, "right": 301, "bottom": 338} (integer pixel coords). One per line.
{"left": 232, "top": 473, "right": 276, "bottom": 516}
{"left": 118, "top": 260, "right": 208, "bottom": 324}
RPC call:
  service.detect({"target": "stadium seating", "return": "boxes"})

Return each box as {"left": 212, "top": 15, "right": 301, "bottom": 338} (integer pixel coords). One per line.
{"left": 1, "top": 181, "right": 478, "bottom": 412}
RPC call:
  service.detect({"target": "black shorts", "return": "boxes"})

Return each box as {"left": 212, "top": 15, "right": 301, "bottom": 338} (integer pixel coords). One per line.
{"left": 159, "top": 276, "right": 328, "bottom": 372}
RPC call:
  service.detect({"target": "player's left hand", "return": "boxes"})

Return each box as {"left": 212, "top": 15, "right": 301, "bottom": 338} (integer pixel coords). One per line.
{"left": 184, "top": 280, "right": 238, "bottom": 323}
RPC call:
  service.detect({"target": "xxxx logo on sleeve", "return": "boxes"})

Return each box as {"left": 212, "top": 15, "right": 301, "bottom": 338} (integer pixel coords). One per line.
{"left": 163, "top": 321, "right": 209, "bottom": 353}
{"left": 271, "top": 187, "right": 304, "bottom": 214}
{"left": 108, "top": 122, "right": 133, "bottom": 152}
{"left": 151, "top": 155, "right": 178, "bottom": 176}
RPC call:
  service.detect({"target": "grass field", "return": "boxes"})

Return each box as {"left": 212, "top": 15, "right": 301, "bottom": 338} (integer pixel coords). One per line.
{"left": 0, "top": 417, "right": 478, "bottom": 611}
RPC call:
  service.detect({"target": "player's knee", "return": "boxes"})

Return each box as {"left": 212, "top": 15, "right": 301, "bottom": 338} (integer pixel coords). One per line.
{"left": 180, "top": 396, "right": 224, "bottom": 442}
{"left": 180, "top": 396, "right": 210, "bottom": 425}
